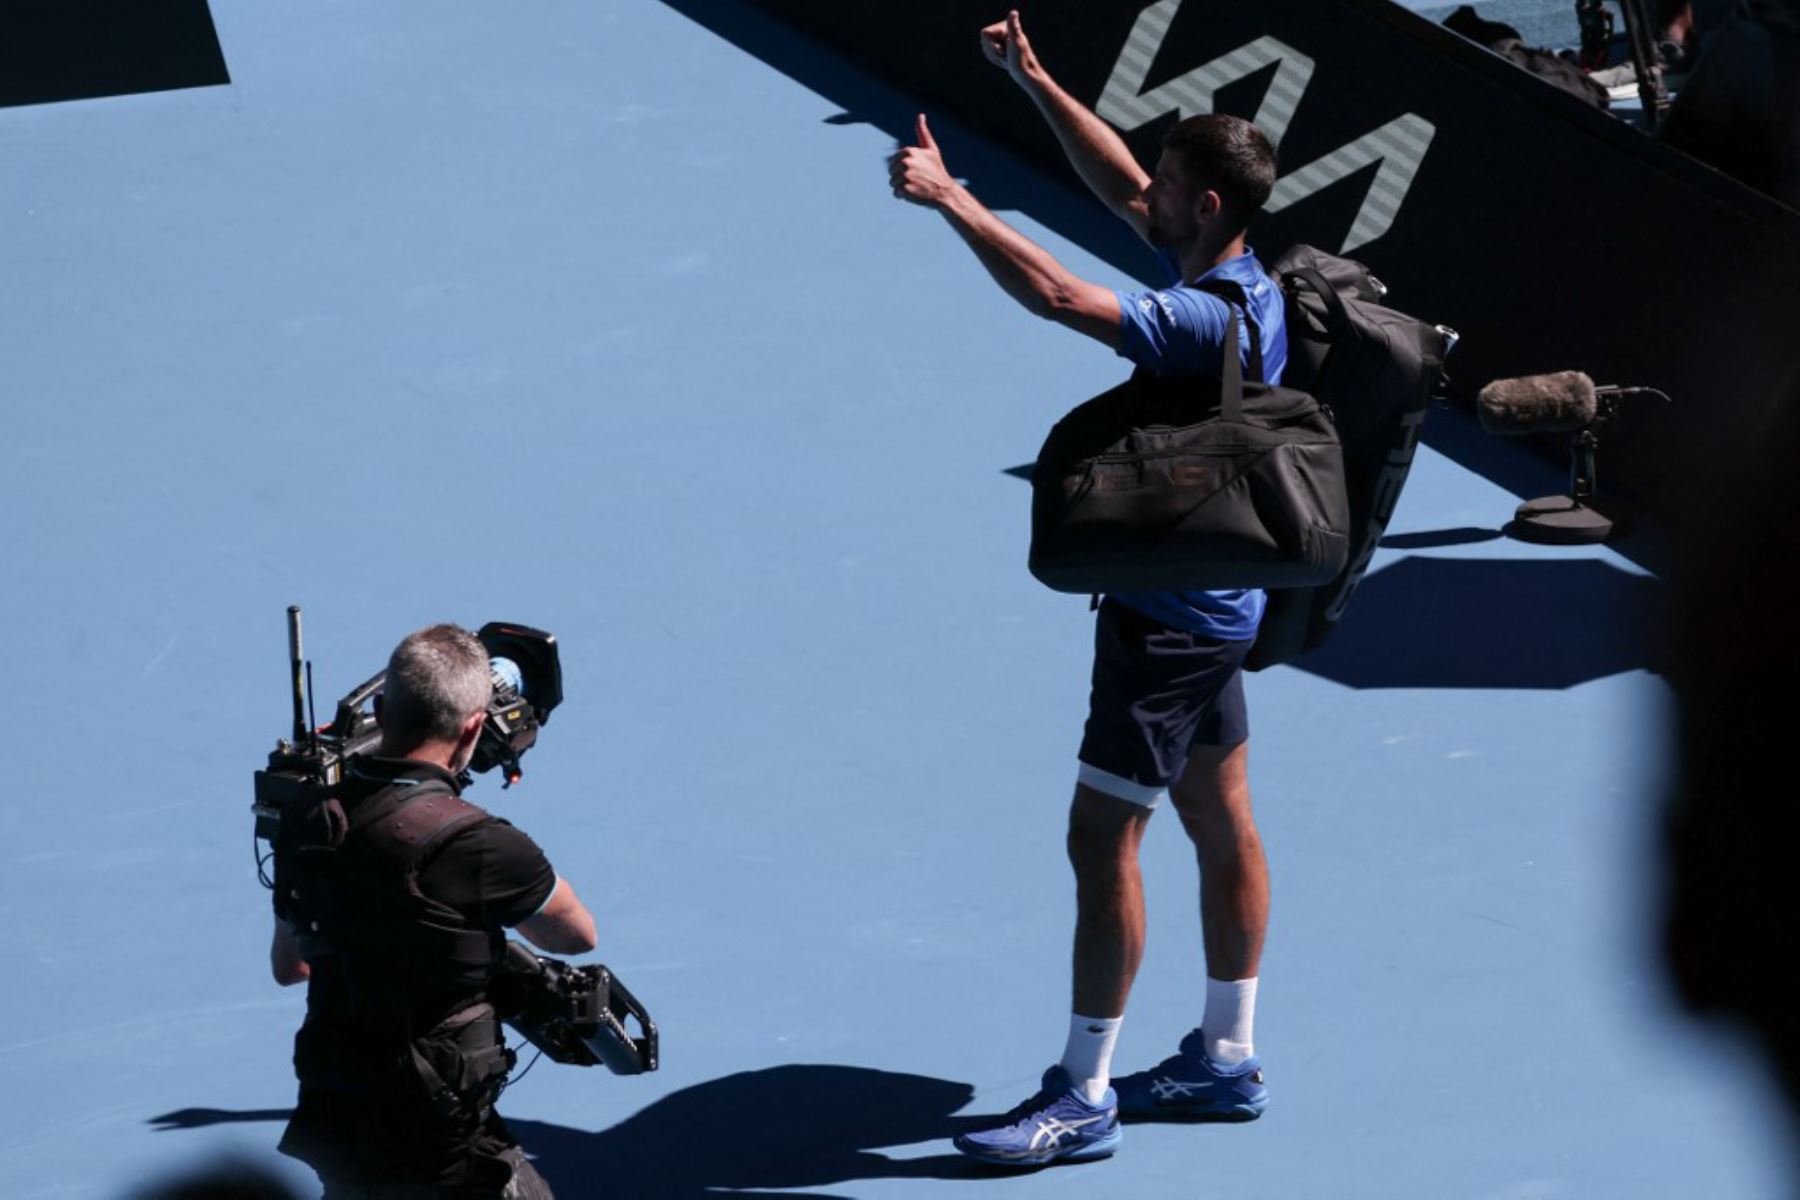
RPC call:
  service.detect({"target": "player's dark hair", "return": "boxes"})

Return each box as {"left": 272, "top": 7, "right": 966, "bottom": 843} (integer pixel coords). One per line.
{"left": 1161, "top": 114, "right": 1277, "bottom": 234}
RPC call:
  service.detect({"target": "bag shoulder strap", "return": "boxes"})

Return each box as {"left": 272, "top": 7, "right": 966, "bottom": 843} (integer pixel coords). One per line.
{"left": 1283, "top": 266, "right": 1357, "bottom": 344}
{"left": 1218, "top": 307, "right": 1245, "bottom": 422}
{"left": 1191, "top": 277, "right": 1264, "bottom": 385}
{"left": 1281, "top": 265, "right": 1369, "bottom": 403}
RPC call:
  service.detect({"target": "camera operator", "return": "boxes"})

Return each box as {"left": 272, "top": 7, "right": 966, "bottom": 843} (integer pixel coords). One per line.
{"left": 268, "top": 624, "right": 596, "bottom": 1199}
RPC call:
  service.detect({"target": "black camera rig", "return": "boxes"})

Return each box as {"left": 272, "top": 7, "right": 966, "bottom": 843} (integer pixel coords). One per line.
{"left": 252, "top": 607, "right": 563, "bottom": 848}
{"left": 252, "top": 606, "right": 657, "bottom": 1076}
{"left": 495, "top": 941, "right": 659, "bottom": 1075}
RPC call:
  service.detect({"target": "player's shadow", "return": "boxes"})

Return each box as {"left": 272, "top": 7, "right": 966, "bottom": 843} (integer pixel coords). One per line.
{"left": 1292, "top": 554, "right": 1667, "bottom": 689}
{"left": 149, "top": 1065, "right": 989, "bottom": 1198}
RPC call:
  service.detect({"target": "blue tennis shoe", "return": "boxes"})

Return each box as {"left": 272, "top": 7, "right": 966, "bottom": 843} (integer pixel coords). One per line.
{"left": 1112, "top": 1029, "right": 1268, "bottom": 1121}
{"left": 953, "top": 1066, "right": 1122, "bottom": 1167}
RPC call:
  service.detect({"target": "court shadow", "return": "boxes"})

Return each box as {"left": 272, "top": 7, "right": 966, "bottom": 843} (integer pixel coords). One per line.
{"left": 1378, "top": 526, "right": 1504, "bottom": 549}
{"left": 1293, "top": 554, "right": 1667, "bottom": 689}
{"left": 151, "top": 1065, "right": 987, "bottom": 1198}
{"left": 1414, "top": 408, "right": 1673, "bottom": 575}
{"left": 149, "top": 1107, "right": 292, "bottom": 1131}
{"left": 511, "top": 1064, "right": 985, "bottom": 1198}
{"left": 1417, "top": 403, "right": 1568, "bottom": 502}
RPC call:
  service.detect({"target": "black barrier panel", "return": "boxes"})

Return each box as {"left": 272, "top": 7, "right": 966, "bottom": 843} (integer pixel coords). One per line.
{"left": 0, "top": 0, "right": 229, "bottom": 110}
{"left": 745, "top": 0, "right": 1800, "bottom": 515}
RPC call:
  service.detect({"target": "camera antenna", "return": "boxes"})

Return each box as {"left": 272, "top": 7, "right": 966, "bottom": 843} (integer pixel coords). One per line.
{"left": 287, "top": 606, "right": 308, "bottom": 745}
{"left": 306, "top": 661, "right": 319, "bottom": 745}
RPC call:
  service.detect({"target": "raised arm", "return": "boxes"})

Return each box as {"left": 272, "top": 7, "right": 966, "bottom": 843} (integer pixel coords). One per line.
{"left": 890, "top": 115, "right": 1121, "bottom": 347}
{"left": 981, "top": 10, "right": 1152, "bottom": 241}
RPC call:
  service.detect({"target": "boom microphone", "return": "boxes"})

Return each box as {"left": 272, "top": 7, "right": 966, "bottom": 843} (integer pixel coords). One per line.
{"left": 1477, "top": 372, "right": 1672, "bottom": 435}
{"left": 1476, "top": 371, "right": 1675, "bottom": 545}
{"left": 1477, "top": 371, "right": 1599, "bottom": 435}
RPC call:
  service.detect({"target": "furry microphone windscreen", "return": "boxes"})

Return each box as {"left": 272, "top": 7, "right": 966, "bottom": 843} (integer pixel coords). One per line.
{"left": 1476, "top": 370, "right": 1599, "bottom": 435}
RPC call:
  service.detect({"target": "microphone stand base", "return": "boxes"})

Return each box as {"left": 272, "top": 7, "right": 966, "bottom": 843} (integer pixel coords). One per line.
{"left": 1507, "top": 495, "right": 1615, "bottom": 544}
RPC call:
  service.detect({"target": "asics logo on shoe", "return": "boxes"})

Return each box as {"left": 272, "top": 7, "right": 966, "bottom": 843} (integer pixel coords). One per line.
{"left": 1150, "top": 1075, "right": 1217, "bottom": 1100}
{"left": 1031, "top": 1113, "right": 1109, "bottom": 1151}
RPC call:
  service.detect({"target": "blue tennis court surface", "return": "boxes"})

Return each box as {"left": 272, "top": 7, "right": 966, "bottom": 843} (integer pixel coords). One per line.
{"left": 0, "top": 1, "right": 1789, "bottom": 1196}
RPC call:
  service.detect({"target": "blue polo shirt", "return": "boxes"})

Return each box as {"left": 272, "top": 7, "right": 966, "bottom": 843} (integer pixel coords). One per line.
{"left": 1107, "top": 247, "right": 1287, "bottom": 640}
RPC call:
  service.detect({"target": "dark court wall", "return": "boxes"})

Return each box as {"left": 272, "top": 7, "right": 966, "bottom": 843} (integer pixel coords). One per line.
{"left": 747, "top": 0, "right": 1800, "bottom": 512}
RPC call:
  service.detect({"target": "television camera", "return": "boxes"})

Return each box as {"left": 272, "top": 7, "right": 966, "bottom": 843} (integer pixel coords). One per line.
{"left": 252, "top": 606, "right": 657, "bottom": 1075}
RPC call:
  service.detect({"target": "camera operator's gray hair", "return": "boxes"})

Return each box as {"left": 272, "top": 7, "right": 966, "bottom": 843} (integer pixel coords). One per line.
{"left": 381, "top": 624, "right": 492, "bottom": 748}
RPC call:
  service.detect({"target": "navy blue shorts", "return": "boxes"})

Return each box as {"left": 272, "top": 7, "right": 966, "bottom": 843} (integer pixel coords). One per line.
{"left": 1076, "top": 599, "right": 1251, "bottom": 807}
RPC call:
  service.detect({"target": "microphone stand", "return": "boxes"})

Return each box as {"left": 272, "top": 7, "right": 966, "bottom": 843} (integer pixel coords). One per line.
{"left": 1507, "top": 388, "right": 1668, "bottom": 544}
{"left": 1510, "top": 412, "right": 1615, "bottom": 544}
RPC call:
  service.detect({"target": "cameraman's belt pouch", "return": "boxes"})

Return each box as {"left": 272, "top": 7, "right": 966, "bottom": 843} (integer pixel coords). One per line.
{"left": 1029, "top": 303, "right": 1350, "bottom": 594}
{"left": 409, "top": 1002, "right": 513, "bottom": 1121}
{"left": 296, "top": 1004, "right": 509, "bottom": 1119}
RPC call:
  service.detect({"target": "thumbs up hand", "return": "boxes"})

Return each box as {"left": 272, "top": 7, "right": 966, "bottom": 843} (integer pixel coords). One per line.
{"left": 915, "top": 112, "right": 938, "bottom": 153}
{"left": 889, "top": 114, "right": 958, "bottom": 208}
{"left": 979, "top": 10, "right": 1042, "bottom": 85}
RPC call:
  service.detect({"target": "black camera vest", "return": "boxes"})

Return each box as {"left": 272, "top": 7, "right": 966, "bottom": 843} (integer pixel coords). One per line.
{"left": 273, "top": 756, "right": 504, "bottom": 1031}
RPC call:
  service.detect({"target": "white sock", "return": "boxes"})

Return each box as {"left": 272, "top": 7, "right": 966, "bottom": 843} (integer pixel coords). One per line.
{"left": 1060, "top": 1013, "right": 1123, "bottom": 1104}
{"left": 1201, "top": 976, "right": 1258, "bottom": 1066}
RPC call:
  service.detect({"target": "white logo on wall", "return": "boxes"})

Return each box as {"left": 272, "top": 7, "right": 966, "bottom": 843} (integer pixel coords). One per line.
{"left": 1098, "top": 0, "right": 1435, "bottom": 252}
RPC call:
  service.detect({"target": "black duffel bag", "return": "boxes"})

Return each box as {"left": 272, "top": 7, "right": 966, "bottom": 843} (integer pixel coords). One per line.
{"left": 1029, "top": 304, "right": 1349, "bottom": 594}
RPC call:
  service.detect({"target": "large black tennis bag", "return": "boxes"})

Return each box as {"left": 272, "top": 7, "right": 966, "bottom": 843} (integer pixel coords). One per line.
{"left": 1244, "top": 245, "right": 1455, "bottom": 670}
{"left": 1029, "top": 305, "right": 1350, "bottom": 593}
